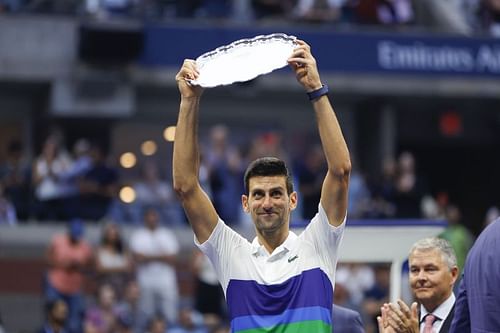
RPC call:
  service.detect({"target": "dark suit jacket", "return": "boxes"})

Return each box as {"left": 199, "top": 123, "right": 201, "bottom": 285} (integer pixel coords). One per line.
{"left": 332, "top": 304, "right": 364, "bottom": 333}
{"left": 450, "top": 219, "right": 500, "bottom": 332}
{"left": 439, "top": 304, "right": 455, "bottom": 333}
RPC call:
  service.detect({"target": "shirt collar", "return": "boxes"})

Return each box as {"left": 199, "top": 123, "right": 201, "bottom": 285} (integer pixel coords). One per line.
{"left": 420, "top": 293, "right": 455, "bottom": 322}
{"left": 251, "top": 231, "right": 298, "bottom": 258}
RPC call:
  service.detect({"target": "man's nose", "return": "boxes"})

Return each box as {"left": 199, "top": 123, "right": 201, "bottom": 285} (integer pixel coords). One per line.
{"left": 417, "top": 270, "right": 427, "bottom": 281}
{"left": 262, "top": 195, "right": 273, "bottom": 209}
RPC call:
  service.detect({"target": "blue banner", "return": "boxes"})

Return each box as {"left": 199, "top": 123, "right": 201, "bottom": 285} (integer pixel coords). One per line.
{"left": 140, "top": 25, "right": 500, "bottom": 77}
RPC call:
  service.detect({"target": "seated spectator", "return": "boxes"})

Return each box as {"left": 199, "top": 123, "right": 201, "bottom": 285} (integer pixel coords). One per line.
{"left": 205, "top": 125, "right": 244, "bottom": 225}
{"left": 78, "top": 143, "right": 118, "bottom": 221}
{"left": 195, "top": 0, "right": 233, "bottom": 18}
{"left": 293, "top": 0, "right": 344, "bottom": 23}
{"left": 84, "top": 283, "right": 120, "bottom": 333}
{"left": 0, "top": 185, "right": 17, "bottom": 225}
{"left": 361, "top": 264, "right": 390, "bottom": 332}
{"left": 354, "top": 0, "right": 414, "bottom": 25}
{"left": 393, "top": 151, "right": 428, "bottom": 218}
{"left": 0, "top": 139, "right": 31, "bottom": 220}
{"left": 115, "top": 280, "right": 141, "bottom": 333}
{"left": 132, "top": 160, "right": 182, "bottom": 225}
{"left": 32, "top": 135, "right": 73, "bottom": 221}
{"left": 95, "top": 222, "right": 133, "bottom": 296}
{"left": 479, "top": 0, "right": 500, "bottom": 36}
{"left": 38, "top": 298, "right": 68, "bottom": 333}
{"left": 295, "top": 144, "right": 325, "bottom": 220}
{"left": 251, "top": 0, "right": 295, "bottom": 20}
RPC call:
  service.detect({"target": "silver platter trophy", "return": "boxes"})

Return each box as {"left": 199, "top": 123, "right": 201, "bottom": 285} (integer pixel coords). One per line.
{"left": 190, "top": 33, "right": 297, "bottom": 88}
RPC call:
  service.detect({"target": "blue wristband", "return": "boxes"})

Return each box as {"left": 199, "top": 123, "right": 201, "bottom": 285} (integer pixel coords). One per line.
{"left": 307, "top": 84, "right": 329, "bottom": 101}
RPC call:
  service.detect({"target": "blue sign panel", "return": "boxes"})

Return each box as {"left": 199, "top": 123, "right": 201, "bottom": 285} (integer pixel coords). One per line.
{"left": 140, "top": 25, "right": 500, "bottom": 78}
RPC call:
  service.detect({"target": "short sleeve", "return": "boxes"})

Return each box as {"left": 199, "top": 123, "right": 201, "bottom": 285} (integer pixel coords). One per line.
{"left": 300, "top": 203, "right": 346, "bottom": 285}
{"left": 195, "top": 219, "right": 248, "bottom": 291}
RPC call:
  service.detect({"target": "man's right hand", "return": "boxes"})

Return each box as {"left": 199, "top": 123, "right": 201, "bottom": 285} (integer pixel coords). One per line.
{"left": 175, "top": 59, "right": 204, "bottom": 98}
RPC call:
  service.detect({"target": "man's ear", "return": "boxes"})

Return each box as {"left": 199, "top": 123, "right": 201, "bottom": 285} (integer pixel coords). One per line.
{"left": 242, "top": 195, "right": 249, "bottom": 213}
{"left": 451, "top": 266, "right": 459, "bottom": 284}
{"left": 289, "top": 191, "right": 298, "bottom": 211}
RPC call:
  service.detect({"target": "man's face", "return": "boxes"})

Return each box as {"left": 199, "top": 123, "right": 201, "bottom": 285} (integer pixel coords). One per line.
{"left": 409, "top": 249, "right": 458, "bottom": 312}
{"left": 144, "top": 210, "right": 159, "bottom": 230}
{"left": 242, "top": 176, "right": 297, "bottom": 234}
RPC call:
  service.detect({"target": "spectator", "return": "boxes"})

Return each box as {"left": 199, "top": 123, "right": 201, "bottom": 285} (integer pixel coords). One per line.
{"left": 439, "top": 204, "right": 473, "bottom": 276}
{"left": 84, "top": 283, "right": 120, "bottom": 333}
{"left": 61, "top": 139, "right": 93, "bottom": 220}
{"left": 38, "top": 299, "right": 69, "bottom": 333}
{"left": 129, "top": 207, "right": 180, "bottom": 327}
{"left": 205, "top": 125, "right": 244, "bottom": 225}
{"left": 366, "top": 156, "right": 396, "bottom": 218}
{"left": 332, "top": 304, "right": 365, "bottom": 333}
{"left": 133, "top": 160, "right": 182, "bottom": 225}
{"left": 115, "top": 280, "right": 141, "bottom": 333}
{"left": 191, "top": 249, "right": 226, "bottom": 328}
{"left": 354, "top": 0, "right": 414, "bottom": 25}
{"left": 0, "top": 185, "right": 17, "bottom": 225}
{"left": 78, "top": 143, "right": 118, "bottom": 221}
{"left": 296, "top": 144, "right": 325, "bottom": 220}
{"left": 378, "top": 237, "right": 459, "bottom": 333}
{"left": 95, "top": 222, "right": 133, "bottom": 296}
{"left": 483, "top": 205, "right": 499, "bottom": 227}
{"left": 32, "top": 135, "right": 73, "bottom": 220}
{"left": 347, "top": 167, "right": 371, "bottom": 218}
{"left": 479, "top": 0, "right": 500, "bottom": 36}
{"left": 0, "top": 139, "right": 31, "bottom": 220}
{"left": 336, "top": 263, "right": 375, "bottom": 308}
{"left": 45, "top": 219, "right": 93, "bottom": 333}
{"left": 393, "top": 151, "right": 428, "bottom": 218}
{"left": 362, "top": 264, "right": 390, "bottom": 332}
{"left": 251, "top": 0, "right": 295, "bottom": 20}
{"left": 293, "top": 0, "right": 344, "bottom": 23}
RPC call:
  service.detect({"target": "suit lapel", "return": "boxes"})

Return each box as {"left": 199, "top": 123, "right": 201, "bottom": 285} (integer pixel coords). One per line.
{"left": 439, "top": 304, "right": 455, "bottom": 333}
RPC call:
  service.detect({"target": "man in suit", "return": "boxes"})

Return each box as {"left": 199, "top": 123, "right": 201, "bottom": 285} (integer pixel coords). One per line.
{"left": 332, "top": 304, "right": 364, "bottom": 333}
{"left": 450, "top": 218, "right": 500, "bottom": 332}
{"left": 378, "top": 237, "right": 459, "bottom": 333}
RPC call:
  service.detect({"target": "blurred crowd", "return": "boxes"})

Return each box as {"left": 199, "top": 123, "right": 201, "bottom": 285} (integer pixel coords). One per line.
{"left": 1, "top": 122, "right": 495, "bottom": 263}
{"left": 0, "top": 0, "right": 499, "bottom": 37}
{"left": 1, "top": 125, "right": 498, "bottom": 227}
{"left": 41, "top": 213, "right": 229, "bottom": 333}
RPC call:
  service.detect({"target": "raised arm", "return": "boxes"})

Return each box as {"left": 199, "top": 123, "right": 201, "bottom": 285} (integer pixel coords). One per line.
{"left": 173, "top": 60, "right": 219, "bottom": 243}
{"left": 288, "top": 40, "right": 351, "bottom": 226}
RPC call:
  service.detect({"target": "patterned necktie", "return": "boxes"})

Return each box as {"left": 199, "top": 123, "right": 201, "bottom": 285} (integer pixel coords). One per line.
{"left": 423, "top": 313, "right": 436, "bottom": 333}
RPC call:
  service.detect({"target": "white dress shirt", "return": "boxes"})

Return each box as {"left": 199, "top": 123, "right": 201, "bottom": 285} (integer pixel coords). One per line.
{"left": 420, "top": 293, "right": 455, "bottom": 332}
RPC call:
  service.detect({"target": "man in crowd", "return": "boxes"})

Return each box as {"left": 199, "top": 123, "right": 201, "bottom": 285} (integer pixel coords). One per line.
{"left": 129, "top": 207, "right": 180, "bottom": 328}
{"left": 45, "top": 219, "right": 93, "bottom": 333}
{"left": 378, "top": 237, "right": 458, "bottom": 333}
{"left": 173, "top": 39, "right": 351, "bottom": 332}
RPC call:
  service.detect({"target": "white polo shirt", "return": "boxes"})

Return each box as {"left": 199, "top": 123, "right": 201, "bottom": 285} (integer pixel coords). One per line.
{"left": 197, "top": 204, "right": 345, "bottom": 333}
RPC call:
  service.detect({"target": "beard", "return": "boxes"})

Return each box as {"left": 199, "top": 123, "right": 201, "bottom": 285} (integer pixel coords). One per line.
{"left": 254, "top": 211, "right": 286, "bottom": 234}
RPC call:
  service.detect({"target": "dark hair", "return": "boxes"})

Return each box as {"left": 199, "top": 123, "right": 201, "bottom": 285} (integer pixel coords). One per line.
{"left": 244, "top": 157, "right": 293, "bottom": 195}
{"left": 101, "top": 223, "right": 124, "bottom": 254}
